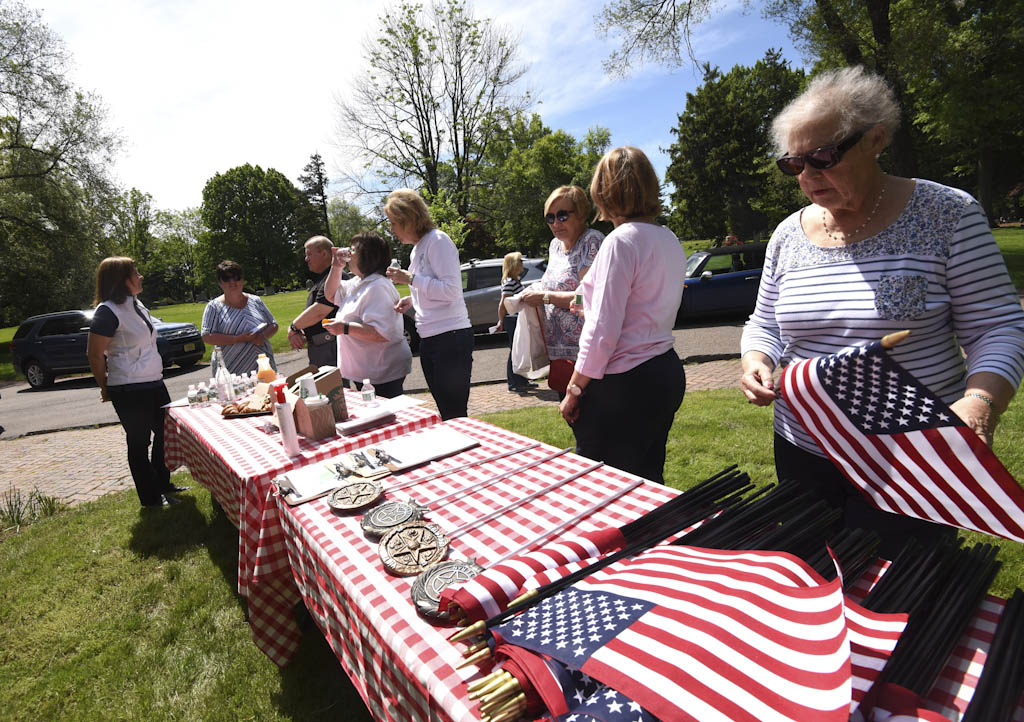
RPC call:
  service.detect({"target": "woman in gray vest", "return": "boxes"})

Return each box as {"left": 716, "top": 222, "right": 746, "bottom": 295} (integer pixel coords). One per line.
{"left": 87, "top": 257, "right": 188, "bottom": 508}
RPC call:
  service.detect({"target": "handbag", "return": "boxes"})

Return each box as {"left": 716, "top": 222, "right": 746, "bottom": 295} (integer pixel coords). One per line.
{"left": 509, "top": 297, "right": 549, "bottom": 379}
{"left": 534, "top": 305, "right": 574, "bottom": 393}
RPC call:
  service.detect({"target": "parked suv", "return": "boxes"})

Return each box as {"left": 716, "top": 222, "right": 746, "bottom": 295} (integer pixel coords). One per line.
{"left": 11, "top": 310, "right": 205, "bottom": 389}
{"left": 402, "top": 257, "right": 546, "bottom": 351}
{"left": 676, "top": 242, "right": 768, "bottom": 324}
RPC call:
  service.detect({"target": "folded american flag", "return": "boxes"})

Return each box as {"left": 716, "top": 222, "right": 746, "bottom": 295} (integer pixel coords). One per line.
{"left": 780, "top": 341, "right": 1024, "bottom": 542}
{"left": 492, "top": 544, "right": 880, "bottom": 722}
{"left": 439, "top": 528, "right": 626, "bottom": 622}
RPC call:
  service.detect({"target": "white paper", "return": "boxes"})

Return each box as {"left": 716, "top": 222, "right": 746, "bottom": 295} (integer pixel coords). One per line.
{"left": 375, "top": 426, "right": 479, "bottom": 471}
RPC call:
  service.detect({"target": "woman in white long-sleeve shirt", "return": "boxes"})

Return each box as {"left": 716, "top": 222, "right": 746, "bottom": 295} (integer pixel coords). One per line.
{"left": 323, "top": 232, "right": 412, "bottom": 398}
{"left": 384, "top": 189, "right": 473, "bottom": 419}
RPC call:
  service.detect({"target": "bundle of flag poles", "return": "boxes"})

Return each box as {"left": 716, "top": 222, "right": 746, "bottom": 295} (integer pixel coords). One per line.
{"left": 961, "top": 588, "right": 1024, "bottom": 722}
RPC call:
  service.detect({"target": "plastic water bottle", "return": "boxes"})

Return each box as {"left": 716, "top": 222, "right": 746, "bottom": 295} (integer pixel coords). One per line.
{"left": 214, "top": 349, "right": 234, "bottom": 403}
{"left": 197, "top": 382, "right": 210, "bottom": 407}
{"left": 361, "top": 378, "right": 377, "bottom": 406}
{"left": 187, "top": 384, "right": 198, "bottom": 407}
{"left": 207, "top": 377, "right": 218, "bottom": 403}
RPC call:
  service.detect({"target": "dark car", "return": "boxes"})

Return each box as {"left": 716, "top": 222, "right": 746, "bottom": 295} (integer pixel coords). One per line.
{"left": 10, "top": 309, "right": 205, "bottom": 389}
{"left": 402, "top": 257, "right": 547, "bottom": 351}
{"left": 676, "top": 242, "right": 768, "bottom": 324}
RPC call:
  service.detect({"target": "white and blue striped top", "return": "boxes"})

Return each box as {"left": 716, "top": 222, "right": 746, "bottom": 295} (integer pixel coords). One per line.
{"left": 201, "top": 294, "right": 277, "bottom": 376}
{"left": 741, "top": 179, "right": 1024, "bottom": 455}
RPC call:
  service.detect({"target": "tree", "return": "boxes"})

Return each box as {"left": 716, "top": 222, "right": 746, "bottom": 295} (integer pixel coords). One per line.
{"left": 473, "top": 112, "right": 612, "bottom": 257}
{"left": 200, "top": 164, "right": 312, "bottom": 291}
{"left": 0, "top": 1, "right": 121, "bottom": 323}
{"left": 107, "top": 188, "right": 155, "bottom": 262}
{"left": 665, "top": 52, "right": 805, "bottom": 240}
{"left": 150, "top": 208, "right": 206, "bottom": 303}
{"left": 594, "top": 0, "right": 714, "bottom": 77}
{"left": 298, "top": 152, "right": 331, "bottom": 237}
{"left": 335, "top": 0, "right": 529, "bottom": 217}
{"left": 327, "top": 197, "right": 377, "bottom": 245}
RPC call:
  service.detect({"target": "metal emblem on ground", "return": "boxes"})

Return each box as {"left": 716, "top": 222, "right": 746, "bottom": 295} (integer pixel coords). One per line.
{"left": 327, "top": 479, "right": 384, "bottom": 511}
{"left": 411, "top": 558, "right": 485, "bottom": 618}
{"left": 379, "top": 521, "right": 449, "bottom": 576}
{"left": 360, "top": 499, "right": 425, "bottom": 537}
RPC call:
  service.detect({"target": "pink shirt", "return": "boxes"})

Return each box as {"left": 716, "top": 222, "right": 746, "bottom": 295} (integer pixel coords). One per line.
{"left": 575, "top": 222, "right": 686, "bottom": 378}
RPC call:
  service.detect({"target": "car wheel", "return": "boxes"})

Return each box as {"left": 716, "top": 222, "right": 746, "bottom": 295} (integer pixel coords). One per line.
{"left": 403, "top": 316, "right": 420, "bottom": 354}
{"left": 24, "top": 360, "right": 54, "bottom": 389}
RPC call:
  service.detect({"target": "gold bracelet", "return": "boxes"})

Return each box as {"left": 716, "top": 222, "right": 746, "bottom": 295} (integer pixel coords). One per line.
{"left": 965, "top": 391, "right": 994, "bottom": 409}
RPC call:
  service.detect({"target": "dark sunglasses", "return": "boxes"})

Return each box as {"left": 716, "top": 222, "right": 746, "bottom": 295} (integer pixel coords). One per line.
{"left": 544, "top": 209, "right": 575, "bottom": 224}
{"left": 220, "top": 274, "right": 243, "bottom": 283}
{"left": 776, "top": 130, "right": 864, "bottom": 176}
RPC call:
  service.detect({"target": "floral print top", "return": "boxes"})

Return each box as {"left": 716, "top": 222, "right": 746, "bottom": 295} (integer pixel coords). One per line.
{"left": 538, "top": 228, "right": 603, "bottom": 360}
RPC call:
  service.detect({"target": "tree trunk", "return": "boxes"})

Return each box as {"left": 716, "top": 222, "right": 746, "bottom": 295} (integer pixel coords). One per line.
{"left": 976, "top": 144, "right": 996, "bottom": 226}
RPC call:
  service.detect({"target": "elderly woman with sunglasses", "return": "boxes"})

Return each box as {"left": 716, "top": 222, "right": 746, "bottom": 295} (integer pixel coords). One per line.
{"left": 740, "top": 66, "right": 1024, "bottom": 554}
{"left": 519, "top": 186, "right": 604, "bottom": 378}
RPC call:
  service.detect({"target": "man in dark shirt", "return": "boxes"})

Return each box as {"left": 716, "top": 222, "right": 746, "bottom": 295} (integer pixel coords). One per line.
{"left": 287, "top": 235, "right": 339, "bottom": 367}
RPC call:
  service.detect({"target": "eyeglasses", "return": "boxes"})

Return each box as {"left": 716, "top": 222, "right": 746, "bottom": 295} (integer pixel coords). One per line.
{"left": 544, "top": 209, "right": 575, "bottom": 225}
{"left": 776, "top": 130, "right": 865, "bottom": 176}
{"left": 220, "top": 275, "right": 243, "bottom": 283}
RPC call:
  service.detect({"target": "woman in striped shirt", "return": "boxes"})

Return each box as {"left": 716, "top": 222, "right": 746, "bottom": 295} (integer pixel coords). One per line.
{"left": 201, "top": 260, "right": 278, "bottom": 376}
{"left": 740, "top": 67, "right": 1024, "bottom": 553}
{"left": 496, "top": 251, "right": 535, "bottom": 392}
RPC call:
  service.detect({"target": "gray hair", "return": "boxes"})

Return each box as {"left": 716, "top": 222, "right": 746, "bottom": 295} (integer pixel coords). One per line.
{"left": 771, "top": 66, "right": 901, "bottom": 155}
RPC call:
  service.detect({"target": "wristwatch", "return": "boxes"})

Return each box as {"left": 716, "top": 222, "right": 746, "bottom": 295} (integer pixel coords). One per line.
{"left": 342, "top": 322, "right": 350, "bottom": 335}
{"left": 543, "top": 292, "right": 551, "bottom": 305}
{"left": 568, "top": 383, "right": 584, "bottom": 397}
{"left": 408, "top": 272, "right": 416, "bottom": 285}
{"left": 289, "top": 323, "right": 299, "bottom": 334}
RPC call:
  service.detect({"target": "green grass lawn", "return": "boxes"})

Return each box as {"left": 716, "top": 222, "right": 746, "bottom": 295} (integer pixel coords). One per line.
{"left": 1, "top": 390, "right": 1021, "bottom": 721}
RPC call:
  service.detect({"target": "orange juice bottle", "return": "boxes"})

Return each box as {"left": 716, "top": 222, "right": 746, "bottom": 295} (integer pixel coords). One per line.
{"left": 256, "top": 353, "right": 276, "bottom": 383}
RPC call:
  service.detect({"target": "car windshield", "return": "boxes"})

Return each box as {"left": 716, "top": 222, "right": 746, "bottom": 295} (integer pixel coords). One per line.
{"left": 686, "top": 252, "right": 708, "bottom": 278}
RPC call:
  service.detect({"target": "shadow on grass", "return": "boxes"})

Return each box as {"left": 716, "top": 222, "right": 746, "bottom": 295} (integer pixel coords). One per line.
{"left": 273, "top": 607, "right": 374, "bottom": 722}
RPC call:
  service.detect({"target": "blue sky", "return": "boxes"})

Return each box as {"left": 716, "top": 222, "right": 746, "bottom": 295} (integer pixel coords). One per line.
{"left": 28, "top": 0, "right": 805, "bottom": 212}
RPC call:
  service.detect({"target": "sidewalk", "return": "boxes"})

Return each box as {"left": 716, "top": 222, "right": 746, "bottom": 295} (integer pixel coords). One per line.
{"left": 0, "top": 358, "right": 741, "bottom": 506}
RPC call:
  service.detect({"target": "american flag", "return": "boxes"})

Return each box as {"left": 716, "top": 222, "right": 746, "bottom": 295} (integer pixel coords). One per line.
{"left": 491, "top": 545, "right": 857, "bottom": 722}
{"left": 552, "top": 663, "right": 657, "bottom": 722}
{"left": 440, "top": 528, "right": 626, "bottom": 622}
{"left": 780, "top": 341, "right": 1024, "bottom": 542}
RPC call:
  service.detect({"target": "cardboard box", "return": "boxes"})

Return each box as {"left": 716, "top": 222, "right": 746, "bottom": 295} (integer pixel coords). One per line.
{"left": 286, "top": 365, "right": 348, "bottom": 422}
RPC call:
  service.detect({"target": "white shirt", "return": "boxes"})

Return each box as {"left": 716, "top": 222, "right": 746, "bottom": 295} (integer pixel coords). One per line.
{"left": 408, "top": 228, "right": 471, "bottom": 338}
{"left": 333, "top": 273, "right": 412, "bottom": 384}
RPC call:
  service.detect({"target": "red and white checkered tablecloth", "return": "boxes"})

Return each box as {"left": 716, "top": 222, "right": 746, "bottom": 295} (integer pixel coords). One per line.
{"left": 275, "top": 416, "right": 683, "bottom": 718}
{"left": 163, "top": 390, "right": 442, "bottom": 663}
{"left": 273, "top": 416, "right": 1024, "bottom": 721}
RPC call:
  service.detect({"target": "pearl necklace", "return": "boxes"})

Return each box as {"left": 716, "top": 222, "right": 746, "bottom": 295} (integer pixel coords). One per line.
{"left": 823, "top": 178, "right": 887, "bottom": 245}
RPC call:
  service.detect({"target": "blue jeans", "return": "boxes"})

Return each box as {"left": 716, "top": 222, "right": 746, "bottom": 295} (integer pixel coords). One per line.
{"left": 419, "top": 327, "right": 473, "bottom": 420}
{"left": 503, "top": 315, "right": 530, "bottom": 390}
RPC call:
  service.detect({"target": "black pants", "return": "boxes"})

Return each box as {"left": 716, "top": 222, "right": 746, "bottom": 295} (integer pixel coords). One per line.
{"left": 773, "top": 433, "right": 957, "bottom": 558}
{"left": 306, "top": 331, "right": 338, "bottom": 368}
{"left": 572, "top": 349, "right": 685, "bottom": 484}
{"left": 503, "top": 315, "right": 530, "bottom": 390}
{"left": 345, "top": 377, "right": 405, "bottom": 399}
{"left": 419, "top": 327, "right": 473, "bottom": 420}
{"left": 108, "top": 382, "right": 173, "bottom": 506}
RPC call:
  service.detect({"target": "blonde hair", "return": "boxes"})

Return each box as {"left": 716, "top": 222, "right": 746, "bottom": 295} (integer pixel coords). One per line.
{"left": 771, "top": 66, "right": 901, "bottom": 155}
{"left": 304, "top": 235, "right": 334, "bottom": 255}
{"left": 501, "top": 252, "right": 524, "bottom": 282}
{"left": 589, "top": 146, "right": 661, "bottom": 222}
{"left": 94, "top": 256, "right": 137, "bottom": 305}
{"left": 384, "top": 189, "right": 436, "bottom": 238}
{"left": 543, "top": 185, "right": 590, "bottom": 221}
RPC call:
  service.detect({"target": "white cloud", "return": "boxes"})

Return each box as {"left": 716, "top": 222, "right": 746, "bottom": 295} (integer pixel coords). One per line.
{"left": 27, "top": 0, "right": 797, "bottom": 211}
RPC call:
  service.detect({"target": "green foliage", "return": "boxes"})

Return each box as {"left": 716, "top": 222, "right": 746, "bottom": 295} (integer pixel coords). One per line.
{"left": 200, "top": 164, "right": 317, "bottom": 291}
{"left": 327, "top": 197, "right": 379, "bottom": 246}
{"left": 0, "top": 1, "right": 121, "bottom": 326}
{"left": 423, "top": 188, "right": 469, "bottom": 251}
{"left": 298, "top": 152, "right": 331, "bottom": 237}
{"left": 149, "top": 207, "right": 208, "bottom": 303}
{"left": 1, "top": 488, "right": 66, "bottom": 530}
{"left": 665, "top": 51, "right": 805, "bottom": 241}
{"left": 474, "top": 112, "right": 612, "bottom": 258}
{"left": 335, "top": 0, "right": 528, "bottom": 219}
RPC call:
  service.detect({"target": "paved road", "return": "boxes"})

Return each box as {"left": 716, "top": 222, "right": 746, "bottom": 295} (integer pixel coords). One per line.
{"left": 0, "top": 321, "right": 743, "bottom": 439}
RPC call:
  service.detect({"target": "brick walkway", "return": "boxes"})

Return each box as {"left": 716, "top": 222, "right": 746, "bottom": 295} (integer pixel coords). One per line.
{"left": 0, "top": 358, "right": 741, "bottom": 506}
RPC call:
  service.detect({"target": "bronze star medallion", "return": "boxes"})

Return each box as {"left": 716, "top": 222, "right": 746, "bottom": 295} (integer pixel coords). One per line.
{"left": 327, "top": 479, "right": 384, "bottom": 511}
{"left": 410, "top": 558, "right": 485, "bottom": 618}
{"left": 360, "top": 499, "right": 425, "bottom": 537}
{"left": 378, "top": 521, "right": 449, "bottom": 576}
